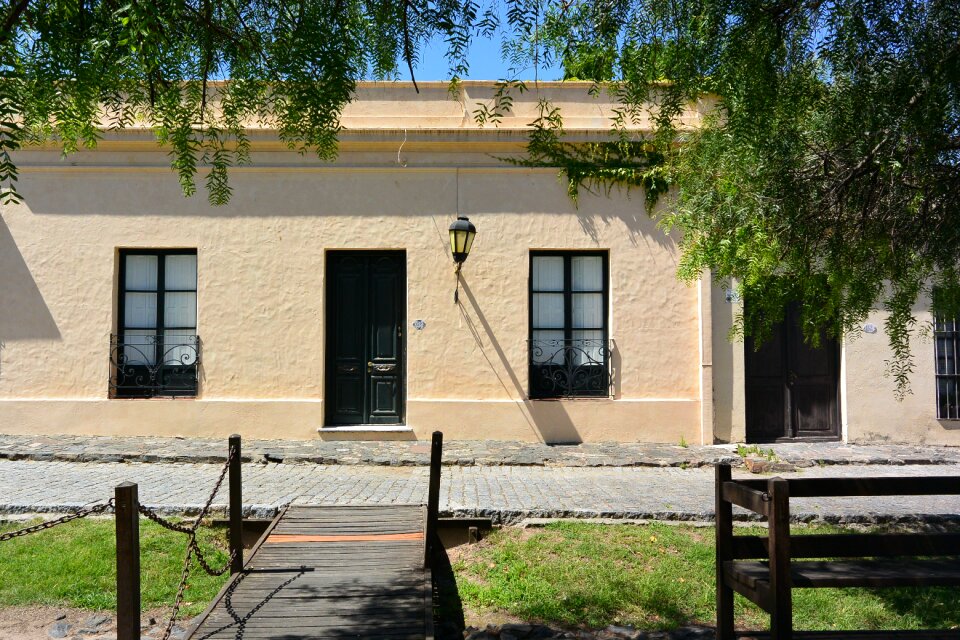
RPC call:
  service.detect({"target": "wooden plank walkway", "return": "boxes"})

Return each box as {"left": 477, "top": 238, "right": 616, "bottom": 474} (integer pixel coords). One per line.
{"left": 187, "top": 504, "right": 433, "bottom": 640}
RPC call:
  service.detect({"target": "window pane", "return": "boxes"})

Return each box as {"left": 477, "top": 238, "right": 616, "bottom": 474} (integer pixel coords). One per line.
{"left": 124, "top": 292, "right": 157, "bottom": 328}
{"left": 122, "top": 330, "right": 156, "bottom": 365}
{"left": 532, "top": 256, "right": 564, "bottom": 291}
{"left": 533, "top": 293, "right": 564, "bottom": 329}
{"left": 572, "top": 256, "right": 603, "bottom": 291}
{"left": 162, "top": 330, "right": 198, "bottom": 366}
{"left": 572, "top": 293, "right": 603, "bottom": 328}
{"left": 125, "top": 255, "right": 158, "bottom": 290}
{"left": 165, "top": 254, "right": 197, "bottom": 290}
{"left": 164, "top": 292, "right": 197, "bottom": 328}
{"left": 940, "top": 377, "right": 959, "bottom": 420}
{"left": 572, "top": 329, "right": 604, "bottom": 366}
{"left": 532, "top": 330, "right": 565, "bottom": 364}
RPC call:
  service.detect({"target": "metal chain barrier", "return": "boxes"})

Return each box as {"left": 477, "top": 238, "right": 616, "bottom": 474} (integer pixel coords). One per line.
{"left": 0, "top": 447, "right": 240, "bottom": 640}
{"left": 0, "top": 499, "right": 115, "bottom": 543}
{"left": 135, "top": 449, "right": 237, "bottom": 640}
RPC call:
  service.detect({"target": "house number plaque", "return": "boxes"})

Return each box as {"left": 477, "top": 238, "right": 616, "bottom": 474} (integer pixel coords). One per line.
{"left": 413, "top": 319, "right": 426, "bottom": 331}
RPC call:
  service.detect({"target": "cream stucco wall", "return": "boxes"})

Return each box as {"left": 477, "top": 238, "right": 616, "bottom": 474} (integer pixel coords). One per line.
{"left": 844, "top": 306, "right": 960, "bottom": 445}
{"left": 0, "top": 83, "right": 708, "bottom": 443}
{"left": 710, "top": 282, "right": 746, "bottom": 444}
{"left": 709, "top": 284, "right": 960, "bottom": 445}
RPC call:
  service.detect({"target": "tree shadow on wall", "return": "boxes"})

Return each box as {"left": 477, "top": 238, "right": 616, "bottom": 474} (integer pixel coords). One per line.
{"left": 457, "top": 276, "right": 582, "bottom": 444}
{"left": 0, "top": 217, "right": 61, "bottom": 379}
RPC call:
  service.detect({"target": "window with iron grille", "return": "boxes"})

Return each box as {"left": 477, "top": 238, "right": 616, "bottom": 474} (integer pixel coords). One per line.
{"left": 935, "top": 316, "right": 960, "bottom": 419}
{"left": 529, "top": 251, "right": 610, "bottom": 399}
{"left": 111, "top": 250, "right": 199, "bottom": 398}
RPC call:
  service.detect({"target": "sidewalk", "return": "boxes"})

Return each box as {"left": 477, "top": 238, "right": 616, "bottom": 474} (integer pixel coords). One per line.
{"left": 2, "top": 433, "right": 960, "bottom": 467}
{"left": 2, "top": 458, "right": 960, "bottom": 524}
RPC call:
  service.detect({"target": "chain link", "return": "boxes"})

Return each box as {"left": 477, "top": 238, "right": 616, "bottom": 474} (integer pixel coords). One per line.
{"left": 155, "top": 448, "right": 237, "bottom": 640}
{"left": 161, "top": 544, "right": 194, "bottom": 640}
{"left": 137, "top": 505, "right": 194, "bottom": 535}
{"left": 0, "top": 499, "right": 115, "bottom": 542}
{"left": 192, "top": 541, "right": 236, "bottom": 577}
{"left": 0, "top": 448, "right": 239, "bottom": 640}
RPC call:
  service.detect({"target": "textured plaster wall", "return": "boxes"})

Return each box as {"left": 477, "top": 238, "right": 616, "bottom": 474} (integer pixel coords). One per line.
{"left": 710, "top": 282, "right": 746, "bottom": 444}
{"left": 0, "top": 141, "right": 703, "bottom": 442}
{"left": 844, "top": 306, "right": 960, "bottom": 445}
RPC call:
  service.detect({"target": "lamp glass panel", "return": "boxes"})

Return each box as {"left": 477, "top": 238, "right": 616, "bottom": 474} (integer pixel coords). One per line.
{"left": 463, "top": 230, "right": 475, "bottom": 255}
{"left": 451, "top": 230, "right": 465, "bottom": 254}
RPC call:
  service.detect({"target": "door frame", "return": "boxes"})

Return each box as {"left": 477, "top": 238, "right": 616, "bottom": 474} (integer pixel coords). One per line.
{"left": 744, "top": 306, "right": 842, "bottom": 443}
{"left": 323, "top": 249, "right": 407, "bottom": 427}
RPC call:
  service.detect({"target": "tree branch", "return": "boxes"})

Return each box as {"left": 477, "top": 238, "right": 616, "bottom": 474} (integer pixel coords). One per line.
{"left": 403, "top": 0, "right": 419, "bottom": 93}
{"left": 1, "top": 0, "right": 29, "bottom": 44}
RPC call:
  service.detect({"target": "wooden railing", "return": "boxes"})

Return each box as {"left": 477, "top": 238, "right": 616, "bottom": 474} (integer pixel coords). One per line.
{"left": 715, "top": 462, "right": 960, "bottom": 640}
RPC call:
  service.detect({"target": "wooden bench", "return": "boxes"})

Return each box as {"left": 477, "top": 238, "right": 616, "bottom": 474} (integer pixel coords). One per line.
{"left": 715, "top": 463, "right": 960, "bottom": 639}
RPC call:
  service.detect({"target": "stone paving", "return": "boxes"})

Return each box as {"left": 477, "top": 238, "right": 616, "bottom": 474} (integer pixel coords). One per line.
{"left": 3, "top": 458, "right": 960, "bottom": 524}
{"left": 2, "top": 433, "right": 960, "bottom": 467}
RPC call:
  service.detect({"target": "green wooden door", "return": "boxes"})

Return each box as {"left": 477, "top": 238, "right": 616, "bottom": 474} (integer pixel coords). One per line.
{"left": 325, "top": 251, "right": 405, "bottom": 425}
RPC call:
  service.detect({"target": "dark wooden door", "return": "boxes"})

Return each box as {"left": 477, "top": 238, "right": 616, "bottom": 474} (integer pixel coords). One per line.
{"left": 745, "top": 304, "right": 840, "bottom": 441}
{"left": 325, "top": 252, "right": 405, "bottom": 426}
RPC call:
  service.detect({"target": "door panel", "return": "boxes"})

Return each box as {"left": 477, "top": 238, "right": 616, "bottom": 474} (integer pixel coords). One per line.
{"left": 791, "top": 326, "right": 838, "bottom": 437}
{"left": 326, "top": 252, "right": 405, "bottom": 426}
{"left": 745, "top": 305, "right": 839, "bottom": 441}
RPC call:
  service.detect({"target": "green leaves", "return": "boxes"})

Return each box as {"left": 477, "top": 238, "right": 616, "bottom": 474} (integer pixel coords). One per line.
{"left": 533, "top": 0, "right": 960, "bottom": 394}
{"left": 2, "top": 0, "right": 958, "bottom": 391}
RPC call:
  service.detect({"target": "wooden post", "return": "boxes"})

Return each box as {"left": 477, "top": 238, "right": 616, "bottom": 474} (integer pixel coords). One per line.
{"left": 715, "top": 463, "right": 735, "bottom": 640}
{"left": 115, "top": 482, "right": 140, "bottom": 640}
{"left": 229, "top": 434, "right": 243, "bottom": 575}
{"left": 767, "top": 477, "right": 792, "bottom": 640}
{"left": 425, "top": 431, "right": 443, "bottom": 568}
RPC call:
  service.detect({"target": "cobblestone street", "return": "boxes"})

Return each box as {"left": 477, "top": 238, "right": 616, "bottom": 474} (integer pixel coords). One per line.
{"left": 4, "top": 459, "right": 960, "bottom": 524}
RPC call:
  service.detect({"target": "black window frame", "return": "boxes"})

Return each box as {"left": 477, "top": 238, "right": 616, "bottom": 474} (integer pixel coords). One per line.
{"left": 528, "top": 250, "right": 610, "bottom": 399}
{"left": 935, "top": 315, "right": 960, "bottom": 420}
{"left": 112, "top": 248, "right": 199, "bottom": 398}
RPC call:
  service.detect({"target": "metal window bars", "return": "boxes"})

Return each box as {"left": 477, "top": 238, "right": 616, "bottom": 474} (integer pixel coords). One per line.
{"left": 109, "top": 333, "right": 201, "bottom": 398}
{"left": 935, "top": 317, "right": 960, "bottom": 420}
{"left": 528, "top": 338, "right": 612, "bottom": 398}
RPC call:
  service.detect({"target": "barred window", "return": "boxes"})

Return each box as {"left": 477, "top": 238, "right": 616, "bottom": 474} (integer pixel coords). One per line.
{"left": 935, "top": 317, "right": 959, "bottom": 419}
{"left": 111, "top": 250, "right": 199, "bottom": 398}
{"left": 528, "top": 251, "right": 610, "bottom": 399}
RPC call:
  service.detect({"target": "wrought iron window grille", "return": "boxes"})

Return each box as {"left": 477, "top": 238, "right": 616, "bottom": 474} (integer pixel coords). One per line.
{"left": 935, "top": 317, "right": 959, "bottom": 420}
{"left": 110, "top": 333, "right": 201, "bottom": 398}
{"left": 528, "top": 338, "right": 612, "bottom": 399}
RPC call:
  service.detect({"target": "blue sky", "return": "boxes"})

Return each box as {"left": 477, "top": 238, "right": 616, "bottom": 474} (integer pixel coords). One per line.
{"left": 401, "top": 35, "right": 563, "bottom": 81}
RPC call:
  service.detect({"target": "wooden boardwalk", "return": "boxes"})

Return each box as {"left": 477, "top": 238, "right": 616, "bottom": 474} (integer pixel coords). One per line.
{"left": 187, "top": 504, "right": 433, "bottom": 640}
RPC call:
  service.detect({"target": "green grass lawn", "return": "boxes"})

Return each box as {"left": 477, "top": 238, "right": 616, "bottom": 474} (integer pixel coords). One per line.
{"left": 451, "top": 522, "right": 960, "bottom": 632}
{"left": 0, "top": 517, "right": 230, "bottom": 616}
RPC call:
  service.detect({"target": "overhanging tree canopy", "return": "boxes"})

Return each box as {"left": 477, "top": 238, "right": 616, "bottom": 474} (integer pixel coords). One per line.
{"left": 1, "top": 0, "right": 957, "bottom": 393}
